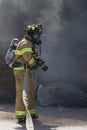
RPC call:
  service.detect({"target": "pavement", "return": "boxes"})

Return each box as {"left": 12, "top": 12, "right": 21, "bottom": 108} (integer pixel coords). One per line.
{"left": 0, "top": 103, "right": 87, "bottom": 130}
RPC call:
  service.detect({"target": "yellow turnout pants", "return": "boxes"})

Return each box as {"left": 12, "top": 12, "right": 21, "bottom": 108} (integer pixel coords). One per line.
{"left": 13, "top": 69, "right": 36, "bottom": 119}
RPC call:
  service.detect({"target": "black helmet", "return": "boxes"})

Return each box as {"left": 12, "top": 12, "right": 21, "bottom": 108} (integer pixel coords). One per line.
{"left": 25, "top": 24, "right": 43, "bottom": 44}
{"left": 25, "top": 24, "right": 43, "bottom": 35}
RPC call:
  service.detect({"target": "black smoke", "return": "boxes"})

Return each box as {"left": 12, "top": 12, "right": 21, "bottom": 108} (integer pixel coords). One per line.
{"left": 0, "top": 0, "right": 87, "bottom": 105}
{"left": 40, "top": 0, "right": 87, "bottom": 83}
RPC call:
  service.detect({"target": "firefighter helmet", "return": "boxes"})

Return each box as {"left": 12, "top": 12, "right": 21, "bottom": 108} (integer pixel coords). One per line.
{"left": 25, "top": 24, "right": 43, "bottom": 44}
{"left": 25, "top": 24, "right": 43, "bottom": 35}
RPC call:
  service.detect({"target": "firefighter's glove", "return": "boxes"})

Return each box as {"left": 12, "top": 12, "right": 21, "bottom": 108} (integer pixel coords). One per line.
{"left": 35, "top": 57, "right": 45, "bottom": 66}
{"left": 30, "top": 64, "right": 38, "bottom": 70}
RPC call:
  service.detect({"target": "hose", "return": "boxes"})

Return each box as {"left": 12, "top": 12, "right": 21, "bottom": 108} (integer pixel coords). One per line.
{"left": 23, "top": 67, "right": 34, "bottom": 130}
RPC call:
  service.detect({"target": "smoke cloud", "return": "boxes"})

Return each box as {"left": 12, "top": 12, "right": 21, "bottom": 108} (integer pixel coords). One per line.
{"left": 0, "top": 0, "right": 87, "bottom": 84}
{"left": 39, "top": 0, "right": 87, "bottom": 83}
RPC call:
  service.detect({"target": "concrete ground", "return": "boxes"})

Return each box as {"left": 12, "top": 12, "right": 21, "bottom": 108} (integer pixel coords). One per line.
{"left": 0, "top": 103, "right": 87, "bottom": 130}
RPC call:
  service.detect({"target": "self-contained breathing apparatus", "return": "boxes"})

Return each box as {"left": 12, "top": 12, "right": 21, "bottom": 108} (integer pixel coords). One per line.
{"left": 5, "top": 38, "right": 19, "bottom": 67}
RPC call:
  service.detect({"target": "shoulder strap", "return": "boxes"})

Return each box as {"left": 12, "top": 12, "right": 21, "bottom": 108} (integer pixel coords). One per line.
{"left": 25, "top": 36, "right": 32, "bottom": 42}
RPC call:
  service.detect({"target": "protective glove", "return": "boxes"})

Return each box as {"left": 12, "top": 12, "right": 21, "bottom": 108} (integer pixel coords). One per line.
{"left": 35, "top": 57, "right": 45, "bottom": 66}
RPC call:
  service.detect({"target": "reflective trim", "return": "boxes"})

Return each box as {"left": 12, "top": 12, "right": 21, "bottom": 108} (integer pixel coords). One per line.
{"left": 29, "top": 109, "right": 36, "bottom": 114}
{"left": 15, "top": 50, "right": 21, "bottom": 55}
{"left": 21, "top": 48, "right": 33, "bottom": 54}
{"left": 15, "top": 48, "right": 33, "bottom": 56}
{"left": 27, "top": 25, "right": 35, "bottom": 30}
{"left": 14, "top": 66, "right": 25, "bottom": 70}
{"left": 16, "top": 110, "right": 36, "bottom": 116}
{"left": 16, "top": 111, "right": 26, "bottom": 116}
{"left": 28, "top": 57, "right": 35, "bottom": 65}
{"left": 32, "top": 26, "right": 35, "bottom": 30}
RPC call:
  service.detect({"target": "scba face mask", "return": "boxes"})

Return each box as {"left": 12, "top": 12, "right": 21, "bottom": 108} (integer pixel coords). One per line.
{"left": 33, "top": 33, "right": 42, "bottom": 45}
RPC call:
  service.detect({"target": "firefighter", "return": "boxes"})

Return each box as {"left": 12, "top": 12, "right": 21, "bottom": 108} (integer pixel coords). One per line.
{"left": 13, "top": 24, "right": 43, "bottom": 122}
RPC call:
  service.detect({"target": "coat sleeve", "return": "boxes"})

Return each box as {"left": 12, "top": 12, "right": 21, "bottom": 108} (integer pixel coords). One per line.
{"left": 20, "top": 40, "right": 36, "bottom": 67}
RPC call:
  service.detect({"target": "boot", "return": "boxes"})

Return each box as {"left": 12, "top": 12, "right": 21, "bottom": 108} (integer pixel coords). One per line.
{"left": 31, "top": 113, "right": 39, "bottom": 119}
{"left": 17, "top": 117, "right": 26, "bottom": 123}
